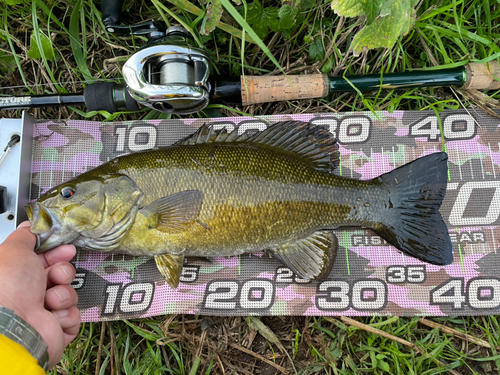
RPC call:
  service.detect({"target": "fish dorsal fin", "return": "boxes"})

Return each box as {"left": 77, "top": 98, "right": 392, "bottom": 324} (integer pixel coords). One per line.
{"left": 141, "top": 190, "right": 204, "bottom": 234}
{"left": 175, "top": 121, "right": 340, "bottom": 173}
{"left": 155, "top": 253, "right": 184, "bottom": 289}
{"left": 268, "top": 230, "right": 338, "bottom": 280}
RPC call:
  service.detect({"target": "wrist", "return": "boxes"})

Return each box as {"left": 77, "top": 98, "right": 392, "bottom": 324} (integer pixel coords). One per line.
{"left": 0, "top": 292, "right": 30, "bottom": 322}
{"left": 0, "top": 306, "right": 49, "bottom": 371}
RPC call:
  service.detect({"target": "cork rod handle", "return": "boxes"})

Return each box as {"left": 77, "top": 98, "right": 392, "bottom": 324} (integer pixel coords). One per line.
{"left": 462, "top": 61, "right": 500, "bottom": 90}
{"left": 241, "top": 74, "right": 330, "bottom": 106}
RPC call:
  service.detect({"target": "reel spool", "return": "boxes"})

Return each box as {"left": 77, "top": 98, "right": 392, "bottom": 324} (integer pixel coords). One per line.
{"left": 122, "top": 26, "right": 211, "bottom": 115}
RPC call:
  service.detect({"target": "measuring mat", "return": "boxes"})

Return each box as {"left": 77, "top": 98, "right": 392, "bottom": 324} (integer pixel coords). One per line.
{"left": 30, "top": 109, "right": 500, "bottom": 321}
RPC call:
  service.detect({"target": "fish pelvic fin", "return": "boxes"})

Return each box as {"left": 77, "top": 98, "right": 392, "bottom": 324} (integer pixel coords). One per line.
{"left": 141, "top": 190, "right": 204, "bottom": 234}
{"left": 372, "top": 152, "right": 453, "bottom": 265}
{"left": 268, "top": 230, "right": 338, "bottom": 280}
{"left": 174, "top": 121, "right": 340, "bottom": 173}
{"left": 155, "top": 253, "right": 184, "bottom": 289}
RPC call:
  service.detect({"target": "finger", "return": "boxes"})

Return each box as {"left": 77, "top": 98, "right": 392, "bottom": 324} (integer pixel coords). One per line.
{"left": 45, "top": 285, "right": 78, "bottom": 311}
{"left": 17, "top": 221, "right": 31, "bottom": 229}
{"left": 46, "top": 262, "right": 76, "bottom": 289}
{"left": 0, "top": 226, "right": 37, "bottom": 253}
{"left": 64, "top": 331, "right": 80, "bottom": 348}
{"left": 51, "top": 306, "right": 81, "bottom": 346}
{"left": 38, "top": 245, "right": 76, "bottom": 269}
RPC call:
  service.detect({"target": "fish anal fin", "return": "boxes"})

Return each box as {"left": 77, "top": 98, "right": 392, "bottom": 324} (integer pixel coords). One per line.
{"left": 269, "top": 230, "right": 338, "bottom": 280}
{"left": 155, "top": 253, "right": 184, "bottom": 289}
{"left": 174, "top": 122, "right": 340, "bottom": 173}
{"left": 141, "top": 190, "right": 203, "bottom": 234}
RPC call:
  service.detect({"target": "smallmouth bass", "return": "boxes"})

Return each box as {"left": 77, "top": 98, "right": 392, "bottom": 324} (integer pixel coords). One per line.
{"left": 26, "top": 122, "right": 453, "bottom": 288}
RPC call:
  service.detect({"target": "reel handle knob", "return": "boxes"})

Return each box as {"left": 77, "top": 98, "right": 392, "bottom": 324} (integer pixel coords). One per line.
{"left": 101, "top": 0, "right": 125, "bottom": 27}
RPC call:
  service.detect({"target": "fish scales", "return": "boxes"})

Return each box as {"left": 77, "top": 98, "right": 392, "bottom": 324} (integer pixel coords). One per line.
{"left": 107, "top": 143, "right": 378, "bottom": 257}
{"left": 26, "top": 122, "right": 453, "bottom": 288}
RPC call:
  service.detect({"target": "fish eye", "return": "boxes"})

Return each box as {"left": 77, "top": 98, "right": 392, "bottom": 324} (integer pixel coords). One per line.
{"left": 60, "top": 186, "right": 76, "bottom": 199}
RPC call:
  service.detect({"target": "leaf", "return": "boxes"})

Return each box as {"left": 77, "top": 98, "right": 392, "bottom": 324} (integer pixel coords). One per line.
{"left": 0, "top": 52, "right": 16, "bottom": 74}
{"left": 309, "top": 38, "right": 325, "bottom": 62}
{"left": 27, "top": 31, "right": 55, "bottom": 60}
{"left": 321, "top": 58, "right": 333, "bottom": 74}
{"left": 200, "top": 0, "right": 223, "bottom": 35}
{"left": 165, "top": 0, "right": 257, "bottom": 43}
{"left": 332, "top": 0, "right": 416, "bottom": 53}
{"left": 267, "top": 9, "right": 281, "bottom": 33}
{"left": 1, "top": 0, "right": 28, "bottom": 4}
{"left": 278, "top": 4, "right": 297, "bottom": 30}
{"left": 379, "top": 0, "right": 397, "bottom": 16}
{"left": 123, "top": 320, "right": 160, "bottom": 341}
{"left": 299, "top": 0, "right": 315, "bottom": 12}
{"left": 245, "top": 2, "right": 281, "bottom": 39}
{"left": 377, "top": 359, "right": 391, "bottom": 372}
{"left": 331, "top": 0, "right": 365, "bottom": 17}
{"left": 350, "top": 0, "right": 413, "bottom": 55}
{"left": 246, "top": 2, "right": 269, "bottom": 39}
{"left": 360, "top": 0, "right": 382, "bottom": 23}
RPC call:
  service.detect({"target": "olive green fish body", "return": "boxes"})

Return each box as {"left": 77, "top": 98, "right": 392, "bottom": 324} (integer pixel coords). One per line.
{"left": 26, "top": 122, "right": 453, "bottom": 289}
{"left": 103, "top": 143, "right": 376, "bottom": 257}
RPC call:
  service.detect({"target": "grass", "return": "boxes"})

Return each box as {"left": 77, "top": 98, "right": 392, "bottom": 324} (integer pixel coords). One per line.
{"left": 1, "top": 0, "right": 500, "bottom": 374}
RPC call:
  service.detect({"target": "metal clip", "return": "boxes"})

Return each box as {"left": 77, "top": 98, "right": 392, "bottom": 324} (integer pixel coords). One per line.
{"left": 0, "top": 134, "right": 20, "bottom": 168}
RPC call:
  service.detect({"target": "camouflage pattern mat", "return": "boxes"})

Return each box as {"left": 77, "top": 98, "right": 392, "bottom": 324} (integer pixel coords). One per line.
{"left": 31, "top": 109, "right": 500, "bottom": 321}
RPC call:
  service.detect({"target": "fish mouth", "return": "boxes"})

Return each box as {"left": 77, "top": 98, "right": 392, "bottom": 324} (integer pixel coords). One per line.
{"left": 25, "top": 202, "right": 56, "bottom": 253}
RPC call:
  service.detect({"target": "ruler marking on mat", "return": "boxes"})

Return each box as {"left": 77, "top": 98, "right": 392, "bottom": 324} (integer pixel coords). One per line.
{"left": 38, "top": 162, "right": 42, "bottom": 198}
{"left": 392, "top": 146, "right": 396, "bottom": 170}
{"left": 62, "top": 154, "right": 66, "bottom": 183}
{"left": 48, "top": 153, "right": 54, "bottom": 189}
{"left": 492, "top": 228, "right": 497, "bottom": 254}
{"left": 456, "top": 148, "right": 463, "bottom": 180}
{"left": 467, "top": 142, "right": 474, "bottom": 180}
{"left": 478, "top": 141, "right": 485, "bottom": 180}
{"left": 489, "top": 143, "right": 496, "bottom": 179}
{"left": 350, "top": 149, "right": 353, "bottom": 178}
{"left": 381, "top": 146, "right": 385, "bottom": 173}
{"left": 73, "top": 155, "right": 77, "bottom": 177}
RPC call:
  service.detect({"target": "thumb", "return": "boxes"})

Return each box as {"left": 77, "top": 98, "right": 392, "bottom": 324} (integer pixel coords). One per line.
{"left": 1, "top": 223, "right": 37, "bottom": 252}
{"left": 17, "top": 221, "right": 31, "bottom": 229}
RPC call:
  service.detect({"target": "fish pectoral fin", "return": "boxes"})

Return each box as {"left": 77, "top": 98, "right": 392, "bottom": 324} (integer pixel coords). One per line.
{"left": 142, "top": 190, "right": 204, "bottom": 234}
{"left": 155, "top": 253, "right": 185, "bottom": 289}
{"left": 269, "top": 230, "right": 338, "bottom": 280}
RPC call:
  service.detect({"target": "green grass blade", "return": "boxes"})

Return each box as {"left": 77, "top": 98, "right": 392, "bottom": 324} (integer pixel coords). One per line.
{"left": 69, "top": 0, "right": 93, "bottom": 82}
{"left": 218, "top": 0, "right": 285, "bottom": 75}
{"left": 31, "top": 1, "right": 58, "bottom": 89}
{"left": 165, "top": 0, "right": 257, "bottom": 43}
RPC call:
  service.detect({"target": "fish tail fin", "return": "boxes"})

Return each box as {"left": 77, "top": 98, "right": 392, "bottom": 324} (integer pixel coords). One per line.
{"left": 372, "top": 152, "right": 453, "bottom": 265}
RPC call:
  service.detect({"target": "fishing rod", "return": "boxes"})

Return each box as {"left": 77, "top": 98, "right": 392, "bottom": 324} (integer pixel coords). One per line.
{"left": 1, "top": 0, "right": 499, "bottom": 115}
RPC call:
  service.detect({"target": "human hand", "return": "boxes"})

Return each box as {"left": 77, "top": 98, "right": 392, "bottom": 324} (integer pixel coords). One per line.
{"left": 0, "top": 221, "right": 80, "bottom": 369}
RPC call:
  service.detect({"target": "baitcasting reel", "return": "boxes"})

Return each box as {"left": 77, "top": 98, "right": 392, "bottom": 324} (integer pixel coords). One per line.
{"left": 121, "top": 26, "right": 211, "bottom": 115}
{"left": 80, "top": 24, "right": 213, "bottom": 115}
{"left": 99, "top": 0, "right": 211, "bottom": 114}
